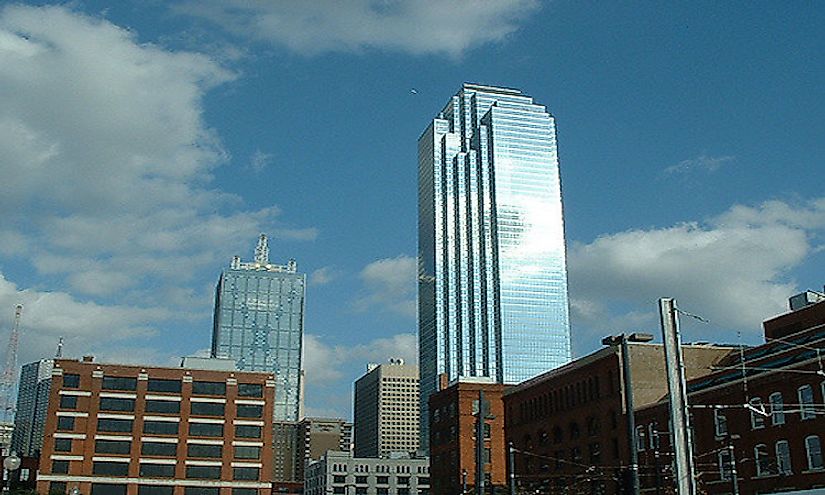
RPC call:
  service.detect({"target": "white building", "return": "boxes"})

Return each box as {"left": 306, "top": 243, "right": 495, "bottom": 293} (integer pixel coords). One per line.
{"left": 305, "top": 450, "right": 429, "bottom": 495}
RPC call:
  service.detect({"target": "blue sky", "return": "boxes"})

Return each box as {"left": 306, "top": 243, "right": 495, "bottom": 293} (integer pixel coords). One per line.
{"left": 0, "top": 1, "right": 823, "bottom": 418}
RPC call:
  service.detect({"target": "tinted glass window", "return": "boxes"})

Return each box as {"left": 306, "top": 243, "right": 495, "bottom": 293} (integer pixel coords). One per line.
{"left": 95, "top": 440, "right": 132, "bottom": 455}
{"left": 51, "top": 460, "right": 69, "bottom": 474}
{"left": 141, "top": 442, "right": 177, "bottom": 457}
{"left": 139, "top": 463, "right": 175, "bottom": 478}
{"left": 192, "top": 381, "right": 225, "bottom": 396}
{"left": 232, "top": 489, "right": 257, "bottom": 495}
{"left": 138, "top": 486, "right": 174, "bottom": 495}
{"left": 143, "top": 421, "right": 179, "bottom": 435}
{"left": 234, "top": 446, "right": 260, "bottom": 459}
{"left": 57, "top": 417, "right": 75, "bottom": 431}
{"left": 92, "top": 461, "right": 129, "bottom": 476}
{"left": 50, "top": 482, "right": 68, "bottom": 495}
{"left": 186, "top": 465, "right": 221, "bottom": 479}
{"left": 99, "top": 397, "right": 135, "bottom": 412}
{"left": 236, "top": 404, "right": 262, "bottom": 418}
{"left": 191, "top": 402, "right": 225, "bottom": 416}
{"left": 235, "top": 425, "right": 261, "bottom": 438}
{"left": 97, "top": 418, "right": 133, "bottom": 433}
{"left": 233, "top": 467, "right": 259, "bottom": 481}
{"left": 188, "top": 444, "right": 223, "bottom": 458}
{"left": 62, "top": 374, "right": 80, "bottom": 388}
{"left": 59, "top": 395, "right": 78, "bottom": 409}
{"left": 91, "top": 484, "right": 127, "bottom": 495}
{"left": 102, "top": 376, "right": 137, "bottom": 391}
{"left": 147, "top": 379, "right": 182, "bottom": 393}
{"left": 145, "top": 400, "right": 180, "bottom": 414}
{"left": 185, "top": 488, "right": 219, "bottom": 495}
{"left": 237, "top": 383, "right": 263, "bottom": 398}
{"left": 189, "top": 422, "right": 223, "bottom": 437}
{"left": 54, "top": 438, "right": 72, "bottom": 452}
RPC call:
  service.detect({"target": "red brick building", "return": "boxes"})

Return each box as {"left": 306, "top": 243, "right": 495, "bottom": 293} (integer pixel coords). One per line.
{"left": 636, "top": 299, "right": 825, "bottom": 495}
{"left": 428, "top": 380, "right": 507, "bottom": 495}
{"left": 36, "top": 357, "right": 275, "bottom": 495}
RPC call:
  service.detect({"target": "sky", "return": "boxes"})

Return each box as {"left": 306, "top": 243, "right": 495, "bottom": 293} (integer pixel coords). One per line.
{"left": 0, "top": 1, "right": 823, "bottom": 419}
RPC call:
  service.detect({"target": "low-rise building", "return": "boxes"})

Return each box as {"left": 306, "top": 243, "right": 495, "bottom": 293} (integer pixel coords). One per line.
{"left": 304, "top": 450, "right": 429, "bottom": 495}
{"left": 36, "top": 357, "right": 276, "bottom": 495}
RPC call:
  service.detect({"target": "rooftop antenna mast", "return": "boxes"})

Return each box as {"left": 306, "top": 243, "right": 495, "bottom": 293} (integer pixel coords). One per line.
{"left": 254, "top": 233, "right": 269, "bottom": 265}
{"left": 0, "top": 304, "right": 23, "bottom": 422}
{"left": 56, "top": 337, "right": 64, "bottom": 359}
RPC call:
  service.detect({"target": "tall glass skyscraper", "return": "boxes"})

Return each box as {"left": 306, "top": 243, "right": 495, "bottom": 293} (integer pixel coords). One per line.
{"left": 418, "top": 83, "right": 572, "bottom": 443}
{"left": 212, "top": 234, "right": 305, "bottom": 420}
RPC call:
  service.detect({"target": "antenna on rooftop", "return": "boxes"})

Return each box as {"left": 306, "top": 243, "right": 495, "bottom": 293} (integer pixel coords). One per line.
{"left": 254, "top": 234, "right": 269, "bottom": 265}
{"left": 56, "top": 337, "right": 64, "bottom": 359}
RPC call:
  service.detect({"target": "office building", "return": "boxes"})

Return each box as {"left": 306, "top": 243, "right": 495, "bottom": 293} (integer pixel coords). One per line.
{"left": 36, "top": 356, "right": 275, "bottom": 495}
{"left": 272, "top": 421, "right": 299, "bottom": 484}
{"left": 11, "top": 358, "right": 54, "bottom": 456}
{"left": 418, "top": 83, "right": 572, "bottom": 444}
{"left": 212, "top": 234, "right": 305, "bottom": 421}
{"left": 294, "top": 417, "right": 352, "bottom": 485}
{"left": 304, "top": 450, "right": 429, "bottom": 495}
{"left": 354, "top": 359, "right": 419, "bottom": 458}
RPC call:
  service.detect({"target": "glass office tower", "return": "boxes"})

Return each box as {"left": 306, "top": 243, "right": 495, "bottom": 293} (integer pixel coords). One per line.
{"left": 418, "top": 83, "right": 572, "bottom": 444}
{"left": 212, "top": 235, "right": 305, "bottom": 420}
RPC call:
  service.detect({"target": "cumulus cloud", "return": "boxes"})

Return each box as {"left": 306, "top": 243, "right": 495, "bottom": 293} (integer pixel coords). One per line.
{"left": 175, "top": 0, "right": 540, "bottom": 57}
{"left": 248, "top": 150, "right": 273, "bottom": 173}
{"left": 663, "top": 154, "right": 735, "bottom": 175}
{"left": 303, "top": 332, "right": 417, "bottom": 385}
{"left": 354, "top": 255, "right": 416, "bottom": 316}
{"left": 568, "top": 197, "right": 825, "bottom": 345}
{"left": 309, "top": 266, "right": 341, "bottom": 286}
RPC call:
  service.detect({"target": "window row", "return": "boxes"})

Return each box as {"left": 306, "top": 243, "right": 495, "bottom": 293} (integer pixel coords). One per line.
{"left": 59, "top": 396, "right": 262, "bottom": 418}
{"left": 714, "top": 382, "right": 825, "bottom": 436}
{"left": 717, "top": 436, "right": 822, "bottom": 478}
{"left": 54, "top": 439, "right": 261, "bottom": 459}
{"left": 52, "top": 460, "right": 261, "bottom": 480}
{"left": 56, "top": 417, "right": 262, "bottom": 438}
{"left": 60, "top": 374, "right": 263, "bottom": 397}
{"left": 50, "top": 483, "right": 260, "bottom": 495}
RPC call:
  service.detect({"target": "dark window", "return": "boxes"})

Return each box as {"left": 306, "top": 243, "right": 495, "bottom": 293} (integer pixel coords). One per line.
{"left": 235, "top": 425, "right": 261, "bottom": 438}
{"left": 185, "top": 488, "right": 219, "bottom": 495}
{"left": 186, "top": 465, "right": 222, "bottom": 479}
{"left": 97, "top": 418, "right": 133, "bottom": 433}
{"left": 95, "top": 440, "right": 132, "bottom": 455}
{"left": 51, "top": 460, "right": 69, "bottom": 474}
{"left": 232, "top": 489, "right": 257, "bottom": 495}
{"left": 139, "top": 463, "right": 176, "bottom": 478}
{"left": 57, "top": 417, "right": 75, "bottom": 431}
{"left": 188, "top": 444, "right": 222, "bottom": 458}
{"left": 192, "top": 381, "right": 225, "bottom": 396}
{"left": 50, "top": 481, "right": 67, "bottom": 495}
{"left": 91, "top": 485, "right": 127, "bottom": 495}
{"left": 189, "top": 422, "right": 224, "bottom": 437}
{"left": 355, "top": 488, "right": 367, "bottom": 495}
{"left": 54, "top": 438, "right": 72, "bottom": 452}
{"left": 145, "top": 400, "right": 181, "bottom": 414}
{"left": 93, "top": 461, "right": 129, "bottom": 476}
{"left": 59, "top": 395, "right": 78, "bottom": 409}
{"left": 377, "top": 476, "right": 389, "bottom": 484}
{"left": 62, "top": 374, "right": 80, "bottom": 388}
{"left": 147, "top": 379, "right": 182, "bottom": 393}
{"left": 99, "top": 397, "right": 135, "bottom": 412}
{"left": 233, "top": 467, "right": 259, "bottom": 480}
{"left": 234, "top": 446, "right": 260, "bottom": 459}
{"left": 102, "top": 376, "right": 137, "bottom": 391}
{"left": 397, "top": 477, "right": 409, "bottom": 486}
{"left": 237, "top": 383, "right": 263, "bottom": 397}
{"left": 333, "top": 475, "right": 346, "bottom": 483}
{"left": 355, "top": 476, "right": 368, "bottom": 484}
{"left": 138, "top": 486, "right": 174, "bottom": 495}
{"left": 191, "top": 402, "right": 225, "bottom": 416}
{"left": 143, "top": 421, "right": 179, "bottom": 435}
{"left": 377, "top": 489, "right": 388, "bottom": 495}
{"left": 141, "top": 442, "right": 177, "bottom": 457}
{"left": 333, "top": 488, "right": 345, "bottom": 495}
{"left": 236, "top": 404, "right": 263, "bottom": 418}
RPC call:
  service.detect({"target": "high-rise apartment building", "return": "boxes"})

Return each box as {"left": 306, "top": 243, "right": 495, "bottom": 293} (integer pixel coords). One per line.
{"left": 11, "top": 359, "right": 54, "bottom": 456}
{"left": 418, "top": 83, "right": 572, "bottom": 444}
{"left": 212, "top": 235, "right": 305, "bottom": 421}
{"left": 353, "top": 360, "right": 419, "bottom": 458}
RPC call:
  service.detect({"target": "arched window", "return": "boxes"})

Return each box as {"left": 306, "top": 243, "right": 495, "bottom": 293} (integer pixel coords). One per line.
{"left": 717, "top": 449, "right": 732, "bottom": 481}
{"left": 798, "top": 385, "right": 815, "bottom": 420}
{"left": 806, "top": 436, "right": 823, "bottom": 471}
{"left": 754, "top": 444, "right": 770, "bottom": 477}
{"left": 776, "top": 440, "right": 792, "bottom": 475}
{"left": 714, "top": 408, "right": 728, "bottom": 437}
{"left": 769, "top": 392, "right": 785, "bottom": 426}
{"left": 635, "top": 426, "right": 646, "bottom": 452}
{"left": 648, "top": 422, "right": 659, "bottom": 450}
{"left": 750, "top": 397, "right": 766, "bottom": 429}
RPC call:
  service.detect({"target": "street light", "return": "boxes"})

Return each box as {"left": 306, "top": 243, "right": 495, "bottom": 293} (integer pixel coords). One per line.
{"left": 602, "top": 333, "right": 653, "bottom": 495}
{"left": 2, "top": 452, "right": 20, "bottom": 494}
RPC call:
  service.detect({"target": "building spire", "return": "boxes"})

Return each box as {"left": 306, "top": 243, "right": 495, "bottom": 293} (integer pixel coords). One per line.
{"left": 254, "top": 234, "right": 269, "bottom": 265}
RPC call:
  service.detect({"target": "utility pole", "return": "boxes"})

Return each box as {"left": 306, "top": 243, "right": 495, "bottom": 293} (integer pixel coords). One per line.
{"left": 659, "top": 298, "right": 696, "bottom": 495}
{"left": 508, "top": 442, "right": 516, "bottom": 495}
{"left": 652, "top": 430, "right": 663, "bottom": 495}
{"left": 727, "top": 439, "right": 739, "bottom": 495}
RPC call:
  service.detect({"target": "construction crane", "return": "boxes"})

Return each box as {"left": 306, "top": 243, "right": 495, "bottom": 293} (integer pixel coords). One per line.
{"left": 0, "top": 305, "right": 23, "bottom": 422}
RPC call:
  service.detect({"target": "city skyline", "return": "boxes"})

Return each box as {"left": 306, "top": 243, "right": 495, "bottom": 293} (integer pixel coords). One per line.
{"left": 0, "top": 2, "right": 823, "bottom": 420}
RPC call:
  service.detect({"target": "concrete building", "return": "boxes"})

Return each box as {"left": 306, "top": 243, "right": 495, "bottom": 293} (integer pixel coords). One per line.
{"left": 36, "top": 357, "right": 275, "bottom": 495}
{"left": 418, "top": 83, "right": 572, "bottom": 447}
{"left": 354, "top": 360, "right": 419, "bottom": 457}
{"left": 636, "top": 295, "right": 825, "bottom": 495}
{"left": 503, "top": 341, "right": 734, "bottom": 494}
{"left": 294, "top": 417, "right": 352, "bottom": 486}
{"left": 304, "top": 450, "right": 430, "bottom": 495}
{"left": 428, "top": 379, "right": 507, "bottom": 495}
{"left": 212, "top": 234, "right": 305, "bottom": 421}
{"left": 272, "top": 421, "right": 299, "bottom": 483}
{"left": 11, "top": 358, "right": 54, "bottom": 456}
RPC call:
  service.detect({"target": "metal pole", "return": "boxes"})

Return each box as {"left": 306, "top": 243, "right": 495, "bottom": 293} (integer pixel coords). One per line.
{"left": 653, "top": 430, "right": 662, "bottom": 495}
{"left": 508, "top": 442, "right": 516, "bottom": 495}
{"left": 728, "top": 444, "right": 739, "bottom": 495}
{"left": 621, "top": 336, "right": 640, "bottom": 495}
{"left": 659, "top": 298, "right": 696, "bottom": 495}
{"left": 463, "top": 469, "right": 468, "bottom": 495}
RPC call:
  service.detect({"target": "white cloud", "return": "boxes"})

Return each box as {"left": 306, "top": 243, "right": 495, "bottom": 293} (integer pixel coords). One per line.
{"left": 175, "top": 0, "right": 540, "bottom": 57}
{"left": 568, "top": 198, "right": 825, "bottom": 345}
{"left": 303, "top": 332, "right": 417, "bottom": 385}
{"left": 354, "top": 255, "right": 416, "bottom": 316}
{"left": 663, "top": 154, "right": 735, "bottom": 175}
{"left": 309, "top": 266, "right": 341, "bottom": 286}
{"left": 248, "top": 150, "right": 273, "bottom": 173}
